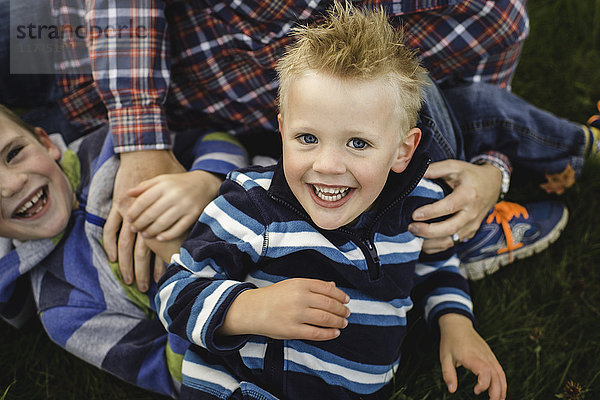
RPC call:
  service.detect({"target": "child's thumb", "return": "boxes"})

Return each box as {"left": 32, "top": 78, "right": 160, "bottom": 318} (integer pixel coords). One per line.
{"left": 441, "top": 355, "right": 458, "bottom": 393}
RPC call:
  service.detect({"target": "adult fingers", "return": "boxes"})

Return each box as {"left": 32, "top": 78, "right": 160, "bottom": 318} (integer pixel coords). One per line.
{"left": 103, "top": 205, "right": 122, "bottom": 262}
{"left": 411, "top": 196, "right": 458, "bottom": 223}
{"left": 133, "top": 235, "right": 152, "bottom": 292}
{"left": 423, "top": 160, "right": 461, "bottom": 183}
{"left": 117, "top": 220, "right": 136, "bottom": 285}
{"left": 409, "top": 209, "right": 468, "bottom": 240}
{"left": 420, "top": 236, "right": 454, "bottom": 254}
{"left": 419, "top": 219, "right": 482, "bottom": 254}
{"left": 154, "top": 255, "right": 167, "bottom": 283}
{"left": 412, "top": 180, "right": 477, "bottom": 223}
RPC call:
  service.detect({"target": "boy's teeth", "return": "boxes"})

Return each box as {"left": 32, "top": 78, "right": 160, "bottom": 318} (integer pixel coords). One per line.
{"left": 16, "top": 188, "right": 47, "bottom": 217}
{"left": 313, "top": 185, "right": 350, "bottom": 202}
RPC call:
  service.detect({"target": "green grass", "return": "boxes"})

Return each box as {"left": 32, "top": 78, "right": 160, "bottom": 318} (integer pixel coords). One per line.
{"left": 1, "top": 0, "right": 599, "bottom": 399}
{"left": 394, "top": 161, "right": 600, "bottom": 399}
{"left": 0, "top": 318, "right": 168, "bottom": 400}
{"left": 394, "top": 0, "right": 600, "bottom": 398}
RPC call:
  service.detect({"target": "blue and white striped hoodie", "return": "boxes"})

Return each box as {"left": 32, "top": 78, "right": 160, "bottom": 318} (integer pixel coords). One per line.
{"left": 0, "top": 125, "right": 249, "bottom": 397}
{"left": 156, "top": 153, "right": 474, "bottom": 400}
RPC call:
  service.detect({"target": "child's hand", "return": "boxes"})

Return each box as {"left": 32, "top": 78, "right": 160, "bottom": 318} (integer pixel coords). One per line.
{"left": 219, "top": 278, "right": 351, "bottom": 341}
{"left": 438, "top": 313, "right": 506, "bottom": 400}
{"left": 126, "top": 170, "right": 222, "bottom": 241}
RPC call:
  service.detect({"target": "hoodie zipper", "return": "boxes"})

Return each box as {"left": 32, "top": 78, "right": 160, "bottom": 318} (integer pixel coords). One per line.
{"left": 362, "top": 237, "right": 381, "bottom": 280}
{"left": 337, "top": 157, "right": 430, "bottom": 280}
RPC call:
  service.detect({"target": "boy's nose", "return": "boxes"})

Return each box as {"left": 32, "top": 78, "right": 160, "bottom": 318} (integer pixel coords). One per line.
{"left": 312, "top": 147, "right": 346, "bottom": 175}
{"left": 0, "top": 172, "right": 28, "bottom": 198}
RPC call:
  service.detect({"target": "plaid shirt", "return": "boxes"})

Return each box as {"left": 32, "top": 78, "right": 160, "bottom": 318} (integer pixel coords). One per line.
{"left": 53, "top": 0, "right": 528, "bottom": 157}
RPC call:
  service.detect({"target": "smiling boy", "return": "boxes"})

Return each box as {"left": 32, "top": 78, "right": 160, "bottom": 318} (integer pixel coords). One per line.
{"left": 156, "top": 4, "right": 506, "bottom": 400}
{"left": 0, "top": 113, "right": 74, "bottom": 240}
{"left": 279, "top": 74, "right": 421, "bottom": 230}
{"left": 0, "top": 103, "right": 251, "bottom": 396}
{"left": 0, "top": 107, "right": 191, "bottom": 395}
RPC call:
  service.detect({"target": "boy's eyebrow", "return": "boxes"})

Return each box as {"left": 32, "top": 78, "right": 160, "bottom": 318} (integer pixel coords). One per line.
{"left": 287, "top": 122, "right": 379, "bottom": 137}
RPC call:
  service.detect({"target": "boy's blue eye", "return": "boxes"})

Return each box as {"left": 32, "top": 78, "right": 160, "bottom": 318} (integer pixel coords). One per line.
{"left": 348, "top": 138, "right": 367, "bottom": 149}
{"left": 299, "top": 134, "right": 318, "bottom": 144}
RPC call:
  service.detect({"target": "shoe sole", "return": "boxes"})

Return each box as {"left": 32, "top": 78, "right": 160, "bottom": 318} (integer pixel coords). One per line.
{"left": 460, "top": 205, "right": 569, "bottom": 281}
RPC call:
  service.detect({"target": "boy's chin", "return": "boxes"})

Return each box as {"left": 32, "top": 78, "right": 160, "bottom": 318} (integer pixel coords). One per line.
{"left": 19, "top": 218, "right": 69, "bottom": 241}
{"left": 311, "top": 215, "right": 352, "bottom": 231}
{"left": 314, "top": 222, "right": 343, "bottom": 231}
{"left": 44, "top": 217, "right": 70, "bottom": 239}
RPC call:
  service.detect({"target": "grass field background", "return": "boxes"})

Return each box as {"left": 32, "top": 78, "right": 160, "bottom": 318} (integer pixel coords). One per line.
{"left": 1, "top": 0, "right": 600, "bottom": 399}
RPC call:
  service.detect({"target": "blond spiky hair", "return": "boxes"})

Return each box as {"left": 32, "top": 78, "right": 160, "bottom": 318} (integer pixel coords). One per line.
{"left": 276, "top": 1, "right": 428, "bottom": 135}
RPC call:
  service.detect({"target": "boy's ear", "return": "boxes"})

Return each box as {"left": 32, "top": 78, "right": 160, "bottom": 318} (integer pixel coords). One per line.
{"left": 391, "top": 128, "right": 421, "bottom": 173}
{"left": 34, "top": 127, "right": 61, "bottom": 161}
{"left": 277, "top": 113, "right": 284, "bottom": 138}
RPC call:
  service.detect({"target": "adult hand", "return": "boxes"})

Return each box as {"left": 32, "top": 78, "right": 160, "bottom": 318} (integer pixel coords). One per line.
{"left": 218, "top": 278, "right": 351, "bottom": 341}
{"left": 128, "top": 235, "right": 170, "bottom": 291}
{"left": 408, "top": 160, "right": 502, "bottom": 254}
{"left": 103, "top": 150, "right": 185, "bottom": 292}
{"left": 439, "top": 314, "right": 507, "bottom": 400}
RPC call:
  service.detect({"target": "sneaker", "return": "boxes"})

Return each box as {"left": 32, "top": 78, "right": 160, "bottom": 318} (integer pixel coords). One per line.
{"left": 458, "top": 200, "right": 569, "bottom": 280}
{"left": 588, "top": 100, "right": 600, "bottom": 127}
{"left": 585, "top": 100, "right": 600, "bottom": 160}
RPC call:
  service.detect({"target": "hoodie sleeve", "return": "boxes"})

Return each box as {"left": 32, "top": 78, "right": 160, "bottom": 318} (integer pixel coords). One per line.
{"left": 156, "top": 176, "right": 267, "bottom": 354}
{"left": 187, "top": 132, "right": 249, "bottom": 177}
{"left": 0, "top": 238, "right": 58, "bottom": 328}
{"left": 408, "top": 179, "right": 475, "bottom": 330}
{"left": 39, "top": 305, "right": 183, "bottom": 398}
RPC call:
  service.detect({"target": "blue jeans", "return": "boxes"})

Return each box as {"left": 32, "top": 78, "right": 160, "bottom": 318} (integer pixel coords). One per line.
{"left": 417, "top": 79, "right": 586, "bottom": 188}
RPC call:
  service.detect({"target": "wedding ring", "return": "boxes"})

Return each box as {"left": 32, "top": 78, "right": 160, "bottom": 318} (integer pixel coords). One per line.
{"left": 451, "top": 233, "right": 461, "bottom": 245}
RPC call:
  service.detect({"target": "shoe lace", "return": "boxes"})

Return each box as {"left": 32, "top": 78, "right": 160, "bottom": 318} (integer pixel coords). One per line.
{"left": 486, "top": 201, "right": 529, "bottom": 262}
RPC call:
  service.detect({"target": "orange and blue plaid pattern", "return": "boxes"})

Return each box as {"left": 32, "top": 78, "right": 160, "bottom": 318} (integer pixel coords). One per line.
{"left": 53, "top": 0, "right": 528, "bottom": 158}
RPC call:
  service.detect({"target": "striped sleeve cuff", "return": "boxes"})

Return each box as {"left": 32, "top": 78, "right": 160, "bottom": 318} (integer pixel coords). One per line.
{"left": 109, "top": 105, "right": 171, "bottom": 153}
{"left": 423, "top": 285, "right": 476, "bottom": 335}
{"left": 190, "top": 132, "right": 249, "bottom": 176}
